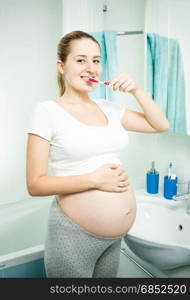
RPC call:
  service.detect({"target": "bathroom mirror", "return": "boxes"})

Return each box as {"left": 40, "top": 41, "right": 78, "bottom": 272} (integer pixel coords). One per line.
{"left": 145, "top": 0, "right": 190, "bottom": 135}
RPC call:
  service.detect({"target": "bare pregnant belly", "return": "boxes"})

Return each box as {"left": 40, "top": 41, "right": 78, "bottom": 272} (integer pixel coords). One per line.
{"left": 58, "top": 183, "right": 136, "bottom": 238}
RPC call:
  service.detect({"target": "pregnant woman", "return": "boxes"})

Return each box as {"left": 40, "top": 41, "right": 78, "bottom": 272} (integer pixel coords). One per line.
{"left": 26, "top": 30, "right": 169, "bottom": 278}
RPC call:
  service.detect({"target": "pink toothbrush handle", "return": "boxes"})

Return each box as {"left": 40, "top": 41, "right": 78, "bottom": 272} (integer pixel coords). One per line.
{"left": 84, "top": 77, "right": 111, "bottom": 86}
{"left": 103, "top": 81, "right": 111, "bottom": 85}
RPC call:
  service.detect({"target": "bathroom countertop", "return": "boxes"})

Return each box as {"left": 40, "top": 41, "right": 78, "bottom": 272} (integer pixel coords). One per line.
{"left": 135, "top": 189, "right": 186, "bottom": 212}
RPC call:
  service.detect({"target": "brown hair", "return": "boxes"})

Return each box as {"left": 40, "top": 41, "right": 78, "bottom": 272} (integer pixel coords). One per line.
{"left": 57, "top": 30, "right": 100, "bottom": 96}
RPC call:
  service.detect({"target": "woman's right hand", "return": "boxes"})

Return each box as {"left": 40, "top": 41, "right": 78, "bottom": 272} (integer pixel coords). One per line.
{"left": 90, "top": 164, "right": 129, "bottom": 192}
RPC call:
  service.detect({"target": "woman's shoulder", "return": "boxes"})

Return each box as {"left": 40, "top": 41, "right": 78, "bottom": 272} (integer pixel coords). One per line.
{"left": 29, "top": 100, "right": 59, "bottom": 123}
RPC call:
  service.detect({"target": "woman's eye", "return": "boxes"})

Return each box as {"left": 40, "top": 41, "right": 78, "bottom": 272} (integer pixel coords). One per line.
{"left": 77, "top": 59, "right": 100, "bottom": 64}
{"left": 77, "top": 59, "right": 86, "bottom": 63}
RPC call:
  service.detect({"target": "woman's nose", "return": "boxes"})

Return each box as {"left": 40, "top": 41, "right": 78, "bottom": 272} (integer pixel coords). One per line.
{"left": 85, "top": 61, "right": 96, "bottom": 73}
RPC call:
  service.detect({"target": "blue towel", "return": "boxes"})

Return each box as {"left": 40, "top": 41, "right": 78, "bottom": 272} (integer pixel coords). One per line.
{"left": 147, "top": 33, "right": 187, "bottom": 134}
{"left": 89, "top": 30, "right": 118, "bottom": 101}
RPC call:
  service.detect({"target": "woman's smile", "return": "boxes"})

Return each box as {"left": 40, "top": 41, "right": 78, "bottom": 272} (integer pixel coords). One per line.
{"left": 80, "top": 76, "right": 97, "bottom": 85}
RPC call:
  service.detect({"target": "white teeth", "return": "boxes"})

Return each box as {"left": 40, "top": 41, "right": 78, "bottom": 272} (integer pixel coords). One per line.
{"left": 81, "top": 76, "right": 95, "bottom": 78}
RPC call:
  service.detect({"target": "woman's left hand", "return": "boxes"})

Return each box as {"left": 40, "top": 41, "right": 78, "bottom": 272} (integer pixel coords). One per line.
{"left": 109, "top": 72, "right": 139, "bottom": 94}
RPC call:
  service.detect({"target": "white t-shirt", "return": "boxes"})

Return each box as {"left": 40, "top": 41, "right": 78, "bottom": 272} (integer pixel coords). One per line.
{"left": 27, "top": 98, "right": 129, "bottom": 176}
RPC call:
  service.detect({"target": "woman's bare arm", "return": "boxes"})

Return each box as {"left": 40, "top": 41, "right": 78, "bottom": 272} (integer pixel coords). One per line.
{"left": 110, "top": 73, "right": 169, "bottom": 133}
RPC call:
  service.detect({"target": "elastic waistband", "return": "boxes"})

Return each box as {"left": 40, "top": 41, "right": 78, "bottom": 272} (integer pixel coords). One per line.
{"left": 53, "top": 196, "right": 124, "bottom": 241}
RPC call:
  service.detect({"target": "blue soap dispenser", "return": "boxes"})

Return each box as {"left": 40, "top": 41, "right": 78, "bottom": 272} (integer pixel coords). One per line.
{"left": 146, "top": 161, "right": 159, "bottom": 194}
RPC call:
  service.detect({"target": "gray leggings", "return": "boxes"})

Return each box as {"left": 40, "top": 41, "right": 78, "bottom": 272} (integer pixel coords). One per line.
{"left": 44, "top": 197, "right": 123, "bottom": 278}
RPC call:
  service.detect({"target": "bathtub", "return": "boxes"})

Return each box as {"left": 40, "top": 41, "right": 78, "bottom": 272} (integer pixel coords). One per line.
{"left": 0, "top": 196, "right": 53, "bottom": 277}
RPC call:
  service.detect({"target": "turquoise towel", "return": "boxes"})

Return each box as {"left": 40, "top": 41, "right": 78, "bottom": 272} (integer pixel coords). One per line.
{"left": 89, "top": 30, "right": 118, "bottom": 101}
{"left": 147, "top": 33, "right": 187, "bottom": 134}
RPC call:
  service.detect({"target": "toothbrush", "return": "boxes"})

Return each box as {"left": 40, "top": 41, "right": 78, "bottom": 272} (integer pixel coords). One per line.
{"left": 168, "top": 162, "right": 172, "bottom": 179}
{"left": 81, "top": 76, "right": 111, "bottom": 86}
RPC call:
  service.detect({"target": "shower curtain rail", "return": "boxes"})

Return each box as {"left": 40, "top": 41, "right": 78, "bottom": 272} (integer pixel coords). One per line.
{"left": 117, "top": 31, "right": 144, "bottom": 36}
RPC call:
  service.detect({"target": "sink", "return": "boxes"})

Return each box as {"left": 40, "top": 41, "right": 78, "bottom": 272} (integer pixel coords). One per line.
{"left": 124, "top": 201, "right": 190, "bottom": 270}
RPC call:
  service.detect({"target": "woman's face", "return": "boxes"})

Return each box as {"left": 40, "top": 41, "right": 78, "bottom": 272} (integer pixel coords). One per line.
{"left": 58, "top": 38, "right": 102, "bottom": 93}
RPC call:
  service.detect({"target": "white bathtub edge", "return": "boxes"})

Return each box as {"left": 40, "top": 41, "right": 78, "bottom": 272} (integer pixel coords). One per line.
{"left": 0, "top": 244, "right": 44, "bottom": 270}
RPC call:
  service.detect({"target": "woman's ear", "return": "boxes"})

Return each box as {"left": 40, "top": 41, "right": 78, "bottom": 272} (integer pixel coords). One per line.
{"left": 57, "top": 60, "right": 64, "bottom": 74}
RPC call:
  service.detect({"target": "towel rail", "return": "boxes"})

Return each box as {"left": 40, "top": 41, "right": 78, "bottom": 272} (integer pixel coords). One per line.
{"left": 117, "top": 31, "right": 144, "bottom": 36}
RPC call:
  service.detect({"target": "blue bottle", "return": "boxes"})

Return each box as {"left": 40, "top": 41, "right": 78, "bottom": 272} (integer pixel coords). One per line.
{"left": 146, "top": 161, "right": 159, "bottom": 194}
